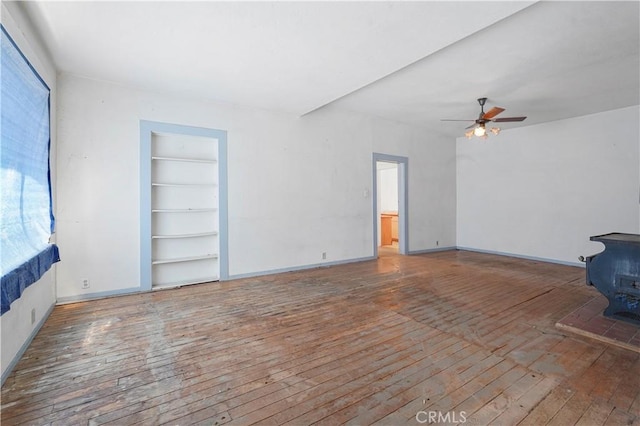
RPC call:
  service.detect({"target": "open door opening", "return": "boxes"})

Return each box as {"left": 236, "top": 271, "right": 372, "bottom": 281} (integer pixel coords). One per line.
{"left": 373, "top": 153, "right": 408, "bottom": 258}
{"left": 377, "top": 161, "right": 399, "bottom": 254}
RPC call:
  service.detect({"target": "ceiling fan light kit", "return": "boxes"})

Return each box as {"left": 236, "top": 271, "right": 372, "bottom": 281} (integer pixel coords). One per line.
{"left": 443, "top": 97, "right": 526, "bottom": 140}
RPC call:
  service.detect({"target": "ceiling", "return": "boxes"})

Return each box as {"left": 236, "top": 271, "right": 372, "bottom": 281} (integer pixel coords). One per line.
{"left": 18, "top": 1, "right": 640, "bottom": 138}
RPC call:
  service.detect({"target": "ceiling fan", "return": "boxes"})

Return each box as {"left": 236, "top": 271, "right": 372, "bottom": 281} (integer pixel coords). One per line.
{"left": 441, "top": 98, "right": 527, "bottom": 139}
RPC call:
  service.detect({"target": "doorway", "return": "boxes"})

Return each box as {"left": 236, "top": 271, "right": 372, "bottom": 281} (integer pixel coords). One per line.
{"left": 378, "top": 161, "right": 398, "bottom": 252}
{"left": 372, "top": 153, "right": 408, "bottom": 258}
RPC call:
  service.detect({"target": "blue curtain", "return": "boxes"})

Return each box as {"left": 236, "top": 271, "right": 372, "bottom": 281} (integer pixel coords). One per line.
{"left": 1, "top": 25, "right": 59, "bottom": 315}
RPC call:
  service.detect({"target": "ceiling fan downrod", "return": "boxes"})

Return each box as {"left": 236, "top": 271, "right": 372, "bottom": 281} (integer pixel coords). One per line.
{"left": 477, "top": 97, "right": 487, "bottom": 118}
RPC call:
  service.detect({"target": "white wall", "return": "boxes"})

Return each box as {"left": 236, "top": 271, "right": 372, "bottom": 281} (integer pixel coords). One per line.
{"left": 457, "top": 105, "right": 640, "bottom": 265}
{"left": 55, "top": 73, "right": 457, "bottom": 301}
{"left": 372, "top": 119, "right": 457, "bottom": 251}
{"left": 1, "top": 2, "right": 58, "bottom": 383}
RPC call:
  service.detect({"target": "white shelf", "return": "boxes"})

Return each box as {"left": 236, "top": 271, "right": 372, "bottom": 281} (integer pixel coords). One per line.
{"left": 152, "top": 156, "right": 217, "bottom": 164}
{"left": 152, "top": 254, "right": 219, "bottom": 265}
{"left": 152, "top": 182, "right": 217, "bottom": 187}
{"left": 152, "top": 208, "right": 217, "bottom": 213}
{"left": 152, "top": 231, "right": 218, "bottom": 239}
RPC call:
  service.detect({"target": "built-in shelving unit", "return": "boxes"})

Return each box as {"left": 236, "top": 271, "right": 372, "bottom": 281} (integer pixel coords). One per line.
{"left": 150, "top": 132, "right": 220, "bottom": 289}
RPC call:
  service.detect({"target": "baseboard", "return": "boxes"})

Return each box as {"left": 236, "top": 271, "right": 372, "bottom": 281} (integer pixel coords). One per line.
{"left": 455, "top": 246, "right": 585, "bottom": 268}
{"left": 1, "top": 302, "right": 55, "bottom": 387}
{"left": 408, "top": 246, "right": 457, "bottom": 255}
{"left": 56, "top": 247, "right": 579, "bottom": 308}
{"left": 56, "top": 286, "right": 142, "bottom": 305}
{"left": 228, "top": 255, "right": 377, "bottom": 280}
{"left": 56, "top": 256, "right": 377, "bottom": 304}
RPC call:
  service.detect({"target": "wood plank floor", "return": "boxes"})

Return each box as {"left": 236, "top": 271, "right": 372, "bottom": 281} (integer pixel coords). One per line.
{"left": 2, "top": 250, "right": 639, "bottom": 425}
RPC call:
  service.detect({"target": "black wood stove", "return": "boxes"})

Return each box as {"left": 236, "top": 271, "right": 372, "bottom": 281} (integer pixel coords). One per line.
{"left": 581, "top": 233, "right": 640, "bottom": 325}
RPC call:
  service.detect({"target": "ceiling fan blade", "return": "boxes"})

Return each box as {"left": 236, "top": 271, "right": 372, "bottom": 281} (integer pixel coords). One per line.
{"left": 440, "top": 119, "right": 475, "bottom": 122}
{"left": 482, "top": 107, "right": 505, "bottom": 120}
{"left": 492, "top": 116, "right": 527, "bottom": 122}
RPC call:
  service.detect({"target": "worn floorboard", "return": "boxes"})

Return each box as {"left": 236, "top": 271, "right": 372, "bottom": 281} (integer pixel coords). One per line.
{"left": 2, "top": 250, "right": 639, "bottom": 425}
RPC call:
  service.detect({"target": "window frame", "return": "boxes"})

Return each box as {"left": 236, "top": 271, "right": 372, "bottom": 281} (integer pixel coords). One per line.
{"left": 1, "top": 24, "right": 59, "bottom": 315}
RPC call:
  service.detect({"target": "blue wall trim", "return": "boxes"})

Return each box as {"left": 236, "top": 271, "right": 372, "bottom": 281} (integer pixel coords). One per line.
{"left": 140, "top": 120, "right": 229, "bottom": 291}
{"left": 56, "top": 286, "right": 143, "bottom": 305}
{"left": 408, "top": 246, "right": 457, "bottom": 255}
{"left": 228, "top": 255, "right": 377, "bottom": 281}
{"left": 455, "top": 246, "right": 584, "bottom": 268}
{"left": 63, "top": 247, "right": 580, "bottom": 304}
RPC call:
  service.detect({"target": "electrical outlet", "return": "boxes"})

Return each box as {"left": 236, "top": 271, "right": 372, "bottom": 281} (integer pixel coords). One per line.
{"left": 31, "top": 308, "right": 36, "bottom": 325}
{"left": 82, "top": 279, "right": 90, "bottom": 289}
{"left": 322, "top": 252, "right": 327, "bottom": 260}
{"left": 436, "top": 240, "right": 439, "bottom": 246}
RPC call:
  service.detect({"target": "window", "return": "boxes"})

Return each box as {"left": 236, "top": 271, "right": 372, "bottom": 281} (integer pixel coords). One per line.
{"left": 1, "top": 25, "right": 59, "bottom": 315}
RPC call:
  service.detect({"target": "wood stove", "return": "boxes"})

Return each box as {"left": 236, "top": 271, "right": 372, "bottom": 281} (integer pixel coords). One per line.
{"left": 582, "top": 233, "right": 640, "bottom": 325}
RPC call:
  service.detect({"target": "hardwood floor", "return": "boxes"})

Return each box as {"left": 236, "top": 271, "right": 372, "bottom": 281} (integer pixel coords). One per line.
{"left": 2, "top": 250, "right": 639, "bottom": 425}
